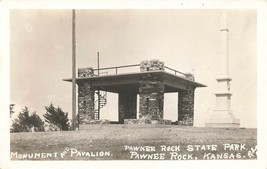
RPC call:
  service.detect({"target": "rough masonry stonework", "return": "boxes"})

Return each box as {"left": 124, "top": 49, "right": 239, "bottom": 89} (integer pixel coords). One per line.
{"left": 73, "top": 59, "right": 200, "bottom": 127}
{"left": 138, "top": 60, "right": 165, "bottom": 124}
{"left": 77, "top": 67, "right": 96, "bottom": 124}
{"left": 178, "top": 88, "right": 195, "bottom": 126}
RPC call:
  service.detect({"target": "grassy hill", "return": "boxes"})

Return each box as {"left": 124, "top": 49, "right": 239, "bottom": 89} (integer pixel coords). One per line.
{"left": 10, "top": 125, "right": 257, "bottom": 160}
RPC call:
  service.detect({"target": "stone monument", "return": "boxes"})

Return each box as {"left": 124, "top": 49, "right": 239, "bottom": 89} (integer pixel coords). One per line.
{"left": 205, "top": 12, "right": 240, "bottom": 128}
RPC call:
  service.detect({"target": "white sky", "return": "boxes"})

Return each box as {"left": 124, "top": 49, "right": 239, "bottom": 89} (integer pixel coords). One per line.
{"left": 10, "top": 9, "right": 256, "bottom": 127}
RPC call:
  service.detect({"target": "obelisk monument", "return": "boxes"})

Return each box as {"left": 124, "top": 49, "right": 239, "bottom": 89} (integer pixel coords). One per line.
{"left": 205, "top": 12, "right": 240, "bottom": 128}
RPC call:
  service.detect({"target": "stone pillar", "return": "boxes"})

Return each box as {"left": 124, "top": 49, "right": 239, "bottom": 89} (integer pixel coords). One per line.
{"left": 185, "top": 73, "right": 195, "bottom": 81}
{"left": 138, "top": 59, "right": 165, "bottom": 123}
{"left": 118, "top": 91, "right": 137, "bottom": 124}
{"left": 178, "top": 88, "right": 195, "bottom": 126}
{"left": 78, "top": 67, "right": 94, "bottom": 77}
{"left": 140, "top": 59, "right": 164, "bottom": 72}
{"left": 77, "top": 68, "right": 96, "bottom": 124}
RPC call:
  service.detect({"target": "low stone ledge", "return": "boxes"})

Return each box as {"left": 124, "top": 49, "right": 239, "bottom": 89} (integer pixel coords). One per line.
{"left": 177, "top": 115, "right": 194, "bottom": 126}
{"left": 80, "top": 119, "right": 110, "bottom": 125}
{"left": 79, "top": 120, "right": 110, "bottom": 130}
{"left": 124, "top": 119, "right": 171, "bottom": 125}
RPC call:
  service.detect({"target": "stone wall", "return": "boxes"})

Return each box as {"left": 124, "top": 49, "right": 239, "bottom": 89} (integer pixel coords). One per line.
{"left": 139, "top": 60, "right": 165, "bottom": 123}
{"left": 124, "top": 119, "right": 171, "bottom": 125}
{"left": 178, "top": 88, "right": 195, "bottom": 126}
{"left": 77, "top": 68, "right": 96, "bottom": 124}
{"left": 78, "top": 67, "right": 95, "bottom": 77}
{"left": 185, "top": 73, "right": 195, "bottom": 81}
{"left": 140, "top": 59, "right": 164, "bottom": 72}
{"left": 118, "top": 91, "right": 137, "bottom": 124}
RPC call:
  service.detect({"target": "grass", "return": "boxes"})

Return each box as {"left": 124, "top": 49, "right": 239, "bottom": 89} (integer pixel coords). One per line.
{"left": 10, "top": 125, "right": 257, "bottom": 160}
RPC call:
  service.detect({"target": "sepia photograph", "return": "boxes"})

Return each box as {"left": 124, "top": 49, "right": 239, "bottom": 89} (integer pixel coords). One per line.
{"left": 1, "top": 1, "right": 266, "bottom": 168}
{"left": 9, "top": 9, "right": 257, "bottom": 161}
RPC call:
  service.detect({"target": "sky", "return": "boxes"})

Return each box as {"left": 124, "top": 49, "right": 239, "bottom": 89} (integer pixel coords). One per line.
{"left": 10, "top": 9, "right": 256, "bottom": 127}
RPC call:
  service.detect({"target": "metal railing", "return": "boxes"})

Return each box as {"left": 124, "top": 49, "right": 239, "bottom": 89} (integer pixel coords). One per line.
{"left": 91, "top": 64, "right": 193, "bottom": 81}
{"left": 93, "top": 64, "right": 140, "bottom": 75}
{"left": 164, "top": 66, "right": 187, "bottom": 77}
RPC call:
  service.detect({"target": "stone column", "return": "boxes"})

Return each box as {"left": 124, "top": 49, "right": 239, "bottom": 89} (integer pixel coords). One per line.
{"left": 118, "top": 91, "right": 137, "bottom": 124}
{"left": 138, "top": 59, "right": 165, "bottom": 123}
{"left": 77, "top": 67, "right": 96, "bottom": 124}
{"left": 178, "top": 88, "right": 195, "bottom": 126}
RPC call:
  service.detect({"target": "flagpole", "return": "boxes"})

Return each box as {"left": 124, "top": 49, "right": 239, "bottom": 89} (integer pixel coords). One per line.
{"left": 97, "top": 52, "right": 100, "bottom": 119}
{"left": 72, "top": 9, "right": 76, "bottom": 130}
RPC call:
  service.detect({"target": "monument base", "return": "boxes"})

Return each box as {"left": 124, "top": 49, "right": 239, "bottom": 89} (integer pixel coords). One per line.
{"left": 205, "top": 110, "right": 240, "bottom": 128}
{"left": 205, "top": 123, "right": 240, "bottom": 128}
